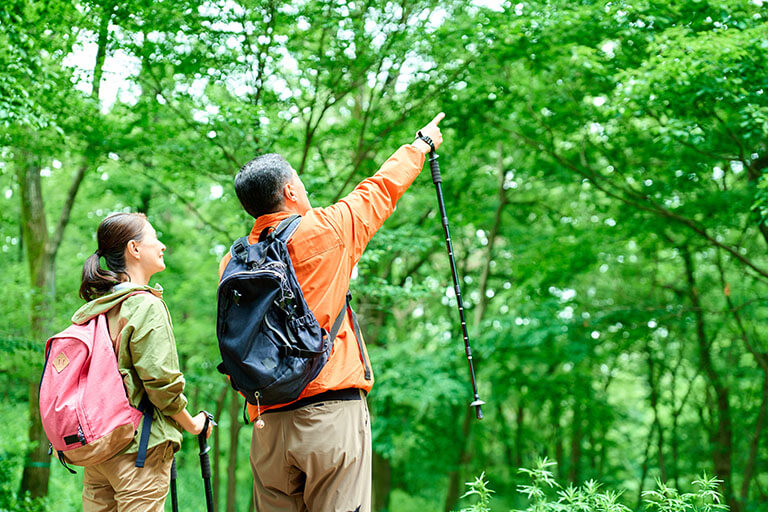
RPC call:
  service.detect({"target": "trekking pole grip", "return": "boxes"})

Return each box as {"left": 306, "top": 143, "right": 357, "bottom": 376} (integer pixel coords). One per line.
{"left": 199, "top": 448, "right": 211, "bottom": 479}
{"left": 429, "top": 150, "right": 441, "bottom": 184}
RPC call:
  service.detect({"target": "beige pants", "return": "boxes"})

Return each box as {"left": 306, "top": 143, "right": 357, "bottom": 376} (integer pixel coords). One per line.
{"left": 82, "top": 442, "right": 175, "bottom": 512}
{"left": 250, "top": 391, "right": 371, "bottom": 512}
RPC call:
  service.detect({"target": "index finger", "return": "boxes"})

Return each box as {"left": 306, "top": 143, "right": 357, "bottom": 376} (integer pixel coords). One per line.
{"left": 431, "top": 112, "right": 445, "bottom": 126}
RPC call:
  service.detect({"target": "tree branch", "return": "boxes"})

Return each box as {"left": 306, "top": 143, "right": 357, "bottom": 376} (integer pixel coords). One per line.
{"left": 48, "top": 163, "right": 87, "bottom": 259}
{"left": 504, "top": 126, "right": 768, "bottom": 281}
{"left": 134, "top": 166, "right": 234, "bottom": 241}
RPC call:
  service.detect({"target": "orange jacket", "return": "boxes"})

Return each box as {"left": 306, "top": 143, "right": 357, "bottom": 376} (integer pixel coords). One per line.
{"left": 219, "top": 144, "right": 426, "bottom": 419}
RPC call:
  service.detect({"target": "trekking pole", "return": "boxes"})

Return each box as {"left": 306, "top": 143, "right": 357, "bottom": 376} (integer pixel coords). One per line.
{"left": 197, "top": 411, "right": 216, "bottom": 512}
{"left": 170, "top": 457, "right": 179, "bottom": 512}
{"left": 424, "top": 136, "right": 485, "bottom": 420}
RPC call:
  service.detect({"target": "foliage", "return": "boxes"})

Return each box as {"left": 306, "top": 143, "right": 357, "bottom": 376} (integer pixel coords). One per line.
{"left": 3, "top": 0, "right": 768, "bottom": 510}
{"left": 458, "top": 472, "right": 495, "bottom": 512}
{"left": 643, "top": 475, "right": 728, "bottom": 512}
{"left": 456, "top": 461, "right": 728, "bottom": 512}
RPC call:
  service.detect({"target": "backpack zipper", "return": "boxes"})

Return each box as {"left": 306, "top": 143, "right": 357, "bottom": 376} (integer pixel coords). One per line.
{"left": 219, "top": 269, "right": 285, "bottom": 289}
{"left": 221, "top": 270, "right": 295, "bottom": 351}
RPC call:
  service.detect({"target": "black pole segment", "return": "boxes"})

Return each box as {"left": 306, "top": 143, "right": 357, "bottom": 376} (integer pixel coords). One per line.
{"left": 198, "top": 411, "right": 215, "bottom": 512}
{"left": 429, "top": 149, "right": 485, "bottom": 420}
{"left": 170, "top": 457, "right": 179, "bottom": 512}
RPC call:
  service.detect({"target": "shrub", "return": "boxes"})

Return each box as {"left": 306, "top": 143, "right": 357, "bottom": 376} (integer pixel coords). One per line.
{"left": 457, "top": 458, "right": 728, "bottom": 512}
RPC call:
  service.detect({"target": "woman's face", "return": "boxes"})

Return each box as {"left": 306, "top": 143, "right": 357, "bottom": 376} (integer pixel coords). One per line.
{"left": 134, "top": 221, "right": 167, "bottom": 276}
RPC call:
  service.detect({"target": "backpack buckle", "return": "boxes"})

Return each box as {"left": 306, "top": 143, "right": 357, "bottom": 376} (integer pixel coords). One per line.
{"left": 232, "top": 237, "right": 249, "bottom": 263}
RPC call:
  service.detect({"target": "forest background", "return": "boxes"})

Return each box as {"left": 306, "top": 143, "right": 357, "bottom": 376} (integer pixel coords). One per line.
{"left": 2, "top": 0, "right": 768, "bottom": 511}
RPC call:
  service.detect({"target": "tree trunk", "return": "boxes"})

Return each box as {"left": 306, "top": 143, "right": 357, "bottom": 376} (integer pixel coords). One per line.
{"left": 637, "top": 422, "right": 656, "bottom": 509}
{"left": 17, "top": 159, "right": 52, "bottom": 498}
{"left": 372, "top": 450, "right": 391, "bottom": 512}
{"left": 514, "top": 401, "right": 525, "bottom": 468}
{"left": 227, "top": 392, "right": 243, "bottom": 512}
{"left": 669, "top": 355, "right": 681, "bottom": 490}
{"left": 715, "top": 250, "right": 768, "bottom": 505}
{"left": 212, "top": 385, "right": 229, "bottom": 512}
{"left": 681, "top": 246, "right": 738, "bottom": 512}
{"left": 646, "top": 345, "right": 667, "bottom": 482}
{"left": 568, "top": 398, "right": 582, "bottom": 483}
{"left": 17, "top": 0, "right": 112, "bottom": 497}
{"left": 443, "top": 406, "right": 473, "bottom": 512}
{"left": 497, "top": 403, "right": 515, "bottom": 468}
{"left": 551, "top": 398, "right": 564, "bottom": 477}
{"left": 741, "top": 373, "right": 768, "bottom": 501}
{"left": 597, "top": 424, "right": 607, "bottom": 475}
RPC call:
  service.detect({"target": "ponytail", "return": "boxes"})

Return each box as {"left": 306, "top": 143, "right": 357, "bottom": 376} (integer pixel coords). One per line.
{"left": 79, "top": 212, "right": 148, "bottom": 302}
{"left": 79, "top": 252, "right": 121, "bottom": 302}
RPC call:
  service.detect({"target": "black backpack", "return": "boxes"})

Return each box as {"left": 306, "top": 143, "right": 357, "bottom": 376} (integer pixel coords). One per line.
{"left": 216, "top": 215, "right": 346, "bottom": 408}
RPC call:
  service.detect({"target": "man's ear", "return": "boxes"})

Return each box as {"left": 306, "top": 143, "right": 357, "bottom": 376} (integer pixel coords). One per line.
{"left": 283, "top": 181, "right": 297, "bottom": 204}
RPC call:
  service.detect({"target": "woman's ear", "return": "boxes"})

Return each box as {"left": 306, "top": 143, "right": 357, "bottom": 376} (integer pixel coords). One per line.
{"left": 126, "top": 240, "right": 141, "bottom": 260}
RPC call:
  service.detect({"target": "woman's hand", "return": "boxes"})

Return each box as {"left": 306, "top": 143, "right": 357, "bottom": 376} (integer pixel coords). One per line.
{"left": 190, "top": 412, "right": 214, "bottom": 439}
{"left": 171, "top": 409, "right": 214, "bottom": 438}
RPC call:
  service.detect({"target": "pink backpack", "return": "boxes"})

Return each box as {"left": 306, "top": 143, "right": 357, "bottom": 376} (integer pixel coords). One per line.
{"left": 39, "top": 313, "right": 153, "bottom": 470}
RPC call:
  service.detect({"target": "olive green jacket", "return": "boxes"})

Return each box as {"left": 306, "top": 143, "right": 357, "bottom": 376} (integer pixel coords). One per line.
{"left": 72, "top": 282, "right": 187, "bottom": 454}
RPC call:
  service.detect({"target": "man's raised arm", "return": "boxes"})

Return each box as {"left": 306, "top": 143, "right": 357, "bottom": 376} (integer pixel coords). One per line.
{"left": 323, "top": 113, "right": 445, "bottom": 264}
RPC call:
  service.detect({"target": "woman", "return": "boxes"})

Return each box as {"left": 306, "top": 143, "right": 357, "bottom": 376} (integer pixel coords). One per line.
{"left": 73, "top": 212, "right": 211, "bottom": 511}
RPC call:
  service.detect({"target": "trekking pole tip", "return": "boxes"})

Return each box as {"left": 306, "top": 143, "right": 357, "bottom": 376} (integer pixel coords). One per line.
{"left": 470, "top": 399, "right": 485, "bottom": 420}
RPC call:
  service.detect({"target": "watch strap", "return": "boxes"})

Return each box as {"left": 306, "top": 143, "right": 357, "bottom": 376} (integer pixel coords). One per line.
{"left": 416, "top": 131, "right": 435, "bottom": 153}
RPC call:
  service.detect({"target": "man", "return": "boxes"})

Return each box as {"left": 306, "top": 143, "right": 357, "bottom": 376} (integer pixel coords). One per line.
{"left": 219, "top": 113, "right": 444, "bottom": 511}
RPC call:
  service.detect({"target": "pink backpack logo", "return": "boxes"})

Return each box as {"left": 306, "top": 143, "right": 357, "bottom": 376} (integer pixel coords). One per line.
{"left": 39, "top": 314, "right": 144, "bottom": 468}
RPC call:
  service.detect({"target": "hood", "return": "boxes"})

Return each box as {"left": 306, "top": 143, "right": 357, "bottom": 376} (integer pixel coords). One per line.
{"left": 72, "top": 282, "right": 164, "bottom": 325}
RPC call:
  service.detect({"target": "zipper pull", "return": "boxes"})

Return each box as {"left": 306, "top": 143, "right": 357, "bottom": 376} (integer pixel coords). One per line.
{"left": 254, "top": 392, "right": 265, "bottom": 430}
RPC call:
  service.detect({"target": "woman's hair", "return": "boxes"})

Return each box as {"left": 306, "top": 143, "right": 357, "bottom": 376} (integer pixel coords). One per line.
{"left": 80, "top": 212, "right": 148, "bottom": 301}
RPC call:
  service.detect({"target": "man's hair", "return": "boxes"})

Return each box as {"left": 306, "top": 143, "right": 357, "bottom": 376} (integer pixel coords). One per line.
{"left": 234, "top": 153, "right": 294, "bottom": 219}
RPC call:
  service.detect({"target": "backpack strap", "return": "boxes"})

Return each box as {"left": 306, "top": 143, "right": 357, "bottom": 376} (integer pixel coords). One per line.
{"left": 257, "top": 215, "right": 302, "bottom": 243}
{"left": 134, "top": 393, "right": 154, "bottom": 468}
{"left": 56, "top": 450, "right": 77, "bottom": 474}
{"left": 102, "top": 293, "right": 155, "bottom": 468}
{"left": 232, "top": 215, "right": 300, "bottom": 262}
{"left": 270, "top": 214, "right": 302, "bottom": 243}
{"left": 329, "top": 295, "right": 348, "bottom": 342}
{"left": 345, "top": 293, "right": 372, "bottom": 380}
{"left": 108, "top": 291, "right": 150, "bottom": 355}
{"left": 38, "top": 340, "right": 54, "bottom": 398}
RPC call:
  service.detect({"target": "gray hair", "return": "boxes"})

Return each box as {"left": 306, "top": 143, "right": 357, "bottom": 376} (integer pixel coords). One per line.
{"left": 234, "top": 153, "right": 294, "bottom": 219}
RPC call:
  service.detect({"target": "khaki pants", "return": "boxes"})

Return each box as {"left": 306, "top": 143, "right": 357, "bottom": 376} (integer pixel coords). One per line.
{"left": 82, "top": 442, "right": 175, "bottom": 512}
{"left": 250, "top": 391, "right": 371, "bottom": 512}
